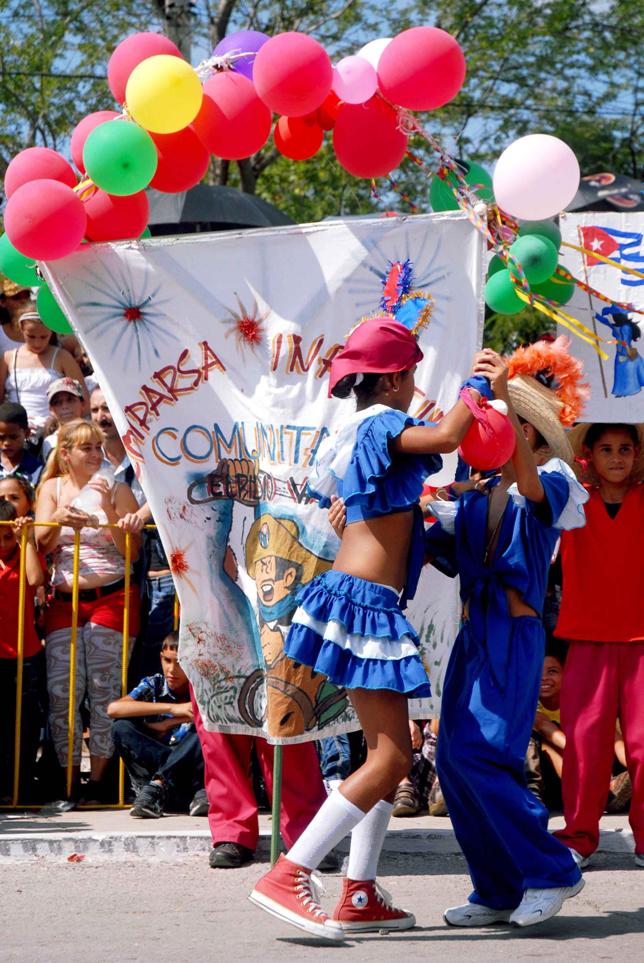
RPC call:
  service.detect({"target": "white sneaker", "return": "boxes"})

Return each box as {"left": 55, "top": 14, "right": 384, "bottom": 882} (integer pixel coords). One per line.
{"left": 509, "top": 878, "right": 585, "bottom": 927}
{"left": 570, "top": 848, "right": 591, "bottom": 869}
{"left": 444, "top": 902, "right": 513, "bottom": 927}
{"left": 635, "top": 853, "right": 644, "bottom": 868}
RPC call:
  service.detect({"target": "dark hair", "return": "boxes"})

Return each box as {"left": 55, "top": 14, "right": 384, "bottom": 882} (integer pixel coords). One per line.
{"left": 0, "top": 498, "right": 17, "bottom": 522}
{"left": 332, "top": 372, "right": 386, "bottom": 401}
{"left": 609, "top": 311, "right": 641, "bottom": 341}
{"left": 0, "top": 402, "right": 29, "bottom": 430}
{"left": 583, "top": 423, "right": 640, "bottom": 449}
{"left": 161, "top": 631, "right": 179, "bottom": 652}
{"left": 0, "top": 474, "right": 35, "bottom": 508}
{"left": 517, "top": 416, "right": 547, "bottom": 451}
{"left": 545, "top": 637, "right": 568, "bottom": 666}
{"left": 274, "top": 557, "right": 303, "bottom": 582}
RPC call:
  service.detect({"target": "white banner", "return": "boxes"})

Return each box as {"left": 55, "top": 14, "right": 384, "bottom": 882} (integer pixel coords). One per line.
{"left": 45, "top": 212, "right": 484, "bottom": 743}
{"left": 559, "top": 212, "right": 644, "bottom": 422}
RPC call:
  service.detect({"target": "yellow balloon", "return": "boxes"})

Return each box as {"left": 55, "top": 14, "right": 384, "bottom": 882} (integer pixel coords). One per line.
{"left": 126, "top": 55, "right": 203, "bottom": 134}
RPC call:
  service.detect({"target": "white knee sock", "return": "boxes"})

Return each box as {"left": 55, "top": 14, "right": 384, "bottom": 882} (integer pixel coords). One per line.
{"left": 347, "top": 799, "right": 393, "bottom": 880}
{"left": 287, "top": 790, "right": 365, "bottom": 870}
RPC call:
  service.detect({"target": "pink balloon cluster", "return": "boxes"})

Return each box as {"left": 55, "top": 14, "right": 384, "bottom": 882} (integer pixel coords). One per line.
{"left": 2, "top": 25, "right": 468, "bottom": 264}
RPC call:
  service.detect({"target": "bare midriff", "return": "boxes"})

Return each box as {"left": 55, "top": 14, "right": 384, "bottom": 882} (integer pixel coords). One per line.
{"left": 333, "top": 510, "right": 413, "bottom": 592}
{"left": 463, "top": 586, "right": 538, "bottom": 621}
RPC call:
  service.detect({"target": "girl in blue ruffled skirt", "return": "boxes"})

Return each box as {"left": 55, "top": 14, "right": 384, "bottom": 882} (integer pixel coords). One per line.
{"left": 250, "top": 316, "right": 482, "bottom": 939}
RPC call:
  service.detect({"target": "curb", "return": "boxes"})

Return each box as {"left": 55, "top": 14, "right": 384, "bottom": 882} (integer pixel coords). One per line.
{"left": 0, "top": 826, "right": 634, "bottom": 862}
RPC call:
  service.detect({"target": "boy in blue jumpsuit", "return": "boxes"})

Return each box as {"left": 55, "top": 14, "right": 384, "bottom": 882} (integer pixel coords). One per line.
{"left": 426, "top": 345, "right": 588, "bottom": 928}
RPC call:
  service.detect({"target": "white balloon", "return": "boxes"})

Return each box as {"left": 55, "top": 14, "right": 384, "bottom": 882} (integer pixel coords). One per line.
{"left": 356, "top": 37, "right": 392, "bottom": 71}
{"left": 493, "top": 134, "right": 580, "bottom": 220}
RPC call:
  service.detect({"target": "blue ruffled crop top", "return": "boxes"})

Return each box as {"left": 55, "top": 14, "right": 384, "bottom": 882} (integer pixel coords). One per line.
{"left": 307, "top": 405, "right": 442, "bottom": 606}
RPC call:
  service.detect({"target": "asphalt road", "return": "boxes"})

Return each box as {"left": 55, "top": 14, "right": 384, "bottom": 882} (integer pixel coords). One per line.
{"left": 3, "top": 850, "right": 643, "bottom": 962}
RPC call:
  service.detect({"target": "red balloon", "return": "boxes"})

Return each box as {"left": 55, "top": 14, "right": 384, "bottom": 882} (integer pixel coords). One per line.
{"left": 108, "top": 32, "right": 183, "bottom": 104}
{"left": 253, "top": 32, "right": 332, "bottom": 117}
{"left": 333, "top": 97, "right": 407, "bottom": 178}
{"left": 4, "top": 147, "right": 77, "bottom": 198}
{"left": 71, "top": 111, "right": 120, "bottom": 173}
{"left": 377, "top": 27, "right": 466, "bottom": 110}
{"left": 458, "top": 403, "right": 515, "bottom": 471}
{"left": 149, "top": 127, "right": 210, "bottom": 192}
{"left": 84, "top": 189, "right": 149, "bottom": 242}
{"left": 191, "top": 94, "right": 219, "bottom": 153}
{"left": 4, "top": 179, "right": 87, "bottom": 260}
{"left": 274, "top": 116, "right": 324, "bottom": 161}
{"left": 317, "top": 91, "right": 342, "bottom": 131}
{"left": 202, "top": 72, "right": 272, "bottom": 160}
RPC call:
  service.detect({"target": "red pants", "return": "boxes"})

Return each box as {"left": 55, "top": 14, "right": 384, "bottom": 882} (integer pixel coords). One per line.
{"left": 555, "top": 640, "right": 644, "bottom": 856}
{"left": 192, "top": 696, "right": 327, "bottom": 851}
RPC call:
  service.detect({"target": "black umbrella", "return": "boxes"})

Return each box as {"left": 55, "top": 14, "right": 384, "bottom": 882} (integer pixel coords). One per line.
{"left": 147, "top": 184, "right": 294, "bottom": 235}
{"left": 566, "top": 172, "right": 644, "bottom": 213}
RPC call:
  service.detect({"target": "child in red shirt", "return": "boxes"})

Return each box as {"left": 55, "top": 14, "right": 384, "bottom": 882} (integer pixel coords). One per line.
{"left": 0, "top": 497, "right": 45, "bottom": 802}
{"left": 554, "top": 422, "right": 644, "bottom": 868}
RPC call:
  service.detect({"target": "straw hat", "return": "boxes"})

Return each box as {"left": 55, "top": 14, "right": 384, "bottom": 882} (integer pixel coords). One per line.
{"left": 507, "top": 375, "right": 574, "bottom": 464}
{"left": 568, "top": 422, "right": 644, "bottom": 484}
{"left": 0, "top": 275, "right": 30, "bottom": 299}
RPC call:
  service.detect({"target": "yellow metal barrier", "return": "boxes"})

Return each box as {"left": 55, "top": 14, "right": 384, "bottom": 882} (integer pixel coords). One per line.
{"left": 0, "top": 519, "right": 176, "bottom": 811}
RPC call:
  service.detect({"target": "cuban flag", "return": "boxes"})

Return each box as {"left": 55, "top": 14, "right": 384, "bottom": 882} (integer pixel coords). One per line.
{"left": 581, "top": 225, "right": 644, "bottom": 287}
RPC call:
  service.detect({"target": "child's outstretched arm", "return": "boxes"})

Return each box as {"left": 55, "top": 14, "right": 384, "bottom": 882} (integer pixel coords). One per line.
{"left": 475, "top": 348, "right": 545, "bottom": 503}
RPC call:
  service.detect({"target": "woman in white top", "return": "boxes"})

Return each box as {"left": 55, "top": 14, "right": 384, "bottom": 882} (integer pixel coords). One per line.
{"left": 36, "top": 419, "right": 141, "bottom": 803}
{"left": 0, "top": 310, "right": 89, "bottom": 438}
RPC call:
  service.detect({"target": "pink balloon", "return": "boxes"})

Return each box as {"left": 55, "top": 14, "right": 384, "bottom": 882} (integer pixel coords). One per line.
{"left": 377, "top": 26, "right": 466, "bottom": 110}
{"left": 333, "top": 96, "right": 408, "bottom": 178}
{"left": 332, "top": 56, "right": 378, "bottom": 105}
{"left": 4, "top": 147, "right": 77, "bottom": 198}
{"left": 202, "top": 72, "right": 272, "bottom": 160}
{"left": 108, "top": 32, "right": 183, "bottom": 104}
{"left": 253, "top": 32, "right": 333, "bottom": 117}
{"left": 70, "top": 111, "right": 120, "bottom": 173}
{"left": 4, "top": 179, "right": 87, "bottom": 260}
{"left": 356, "top": 37, "right": 392, "bottom": 70}
{"left": 84, "top": 189, "right": 149, "bottom": 242}
{"left": 493, "top": 135, "right": 581, "bottom": 220}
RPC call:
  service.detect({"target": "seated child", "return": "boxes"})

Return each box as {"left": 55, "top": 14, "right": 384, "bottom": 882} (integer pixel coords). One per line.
{"left": 108, "top": 631, "right": 205, "bottom": 819}
{"left": 0, "top": 498, "right": 45, "bottom": 802}
{"left": 0, "top": 402, "right": 43, "bottom": 486}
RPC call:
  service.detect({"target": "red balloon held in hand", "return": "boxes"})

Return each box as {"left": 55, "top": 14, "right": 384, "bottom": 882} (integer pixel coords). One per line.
{"left": 108, "top": 32, "right": 183, "bottom": 104}
{"left": 150, "top": 127, "right": 210, "bottom": 192}
{"left": 4, "top": 147, "right": 77, "bottom": 198}
{"left": 84, "top": 189, "right": 149, "bottom": 242}
{"left": 377, "top": 26, "right": 466, "bottom": 111}
{"left": 333, "top": 96, "right": 407, "bottom": 178}
{"left": 70, "top": 111, "right": 121, "bottom": 173}
{"left": 202, "top": 72, "right": 272, "bottom": 160}
{"left": 458, "top": 398, "right": 516, "bottom": 471}
{"left": 274, "top": 116, "right": 324, "bottom": 160}
{"left": 253, "top": 32, "right": 333, "bottom": 117}
{"left": 4, "top": 179, "right": 87, "bottom": 260}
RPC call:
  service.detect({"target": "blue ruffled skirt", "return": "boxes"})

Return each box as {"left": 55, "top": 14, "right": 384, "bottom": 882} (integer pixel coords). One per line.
{"left": 284, "top": 570, "right": 431, "bottom": 698}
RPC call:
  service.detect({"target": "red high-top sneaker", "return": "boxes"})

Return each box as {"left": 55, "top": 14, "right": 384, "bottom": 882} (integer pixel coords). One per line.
{"left": 332, "top": 878, "right": 416, "bottom": 932}
{"left": 249, "top": 854, "right": 345, "bottom": 941}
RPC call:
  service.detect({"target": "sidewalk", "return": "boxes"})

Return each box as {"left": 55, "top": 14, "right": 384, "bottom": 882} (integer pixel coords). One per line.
{"left": 0, "top": 807, "right": 635, "bottom": 861}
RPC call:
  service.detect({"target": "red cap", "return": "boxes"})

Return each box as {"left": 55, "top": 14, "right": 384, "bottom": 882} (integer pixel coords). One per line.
{"left": 328, "top": 316, "right": 423, "bottom": 397}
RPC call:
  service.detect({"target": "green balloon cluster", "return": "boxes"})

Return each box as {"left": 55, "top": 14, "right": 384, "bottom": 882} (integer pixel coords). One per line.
{"left": 486, "top": 217, "right": 574, "bottom": 314}
{"left": 485, "top": 270, "right": 524, "bottom": 315}
{"left": 0, "top": 233, "right": 43, "bottom": 288}
{"left": 518, "top": 219, "right": 562, "bottom": 251}
{"left": 509, "top": 234, "right": 558, "bottom": 285}
{"left": 83, "top": 120, "right": 158, "bottom": 196}
{"left": 532, "top": 268, "right": 575, "bottom": 305}
{"left": 37, "top": 284, "right": 73, "bottom": 334}
{"left": 429, "top": 160, "right": 494, "bottom": 212}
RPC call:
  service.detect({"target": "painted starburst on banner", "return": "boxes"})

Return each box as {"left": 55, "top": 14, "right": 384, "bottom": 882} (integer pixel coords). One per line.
{"left": 72, "top": 261, "right": 187, "bottom": 371}
{"left": 223, "top": 293, "right": 269, "bottom": 353}
{"left": 168, "top": 542, "right": 198, "bottom": 596}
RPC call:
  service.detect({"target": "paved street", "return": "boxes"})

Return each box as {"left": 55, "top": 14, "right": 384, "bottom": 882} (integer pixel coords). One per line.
{"left": 3, "top": 850, "right": 643, "bottom": 962}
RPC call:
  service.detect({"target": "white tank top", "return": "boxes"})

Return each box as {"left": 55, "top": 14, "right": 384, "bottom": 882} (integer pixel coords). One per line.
{"left": 5, "top": 346, "right": 61, "bottom": 429}
{"left": 51, "top": 477, "right": 127, "bottom": 586}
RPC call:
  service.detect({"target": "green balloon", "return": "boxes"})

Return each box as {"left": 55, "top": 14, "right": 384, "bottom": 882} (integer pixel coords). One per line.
{"left": 532, "top": 267, "right": 576, "bottom": 305}
{"left": 487, "top": 254, "right": 506, "bottom": 277}
{"left": 509, "top": 234, "right": 558, "bottom": 285}
{"left": 429, "top": 160, "right": 494, "bottom": 212}
{"left": 139, "top": 226, "right": 152, "bottom": 238}
{"left": 518, "top": 219, "right": 561, "bottom": 251}
{"left": 485, "top": 269, "right": 524, "bottom": 315}
{"left": 37, "top": 284, "right": 73, "bottom": 334}
{"left": 83, "top": 120, "right": 158, "bottom": 197}
{"left": 0, "top": 233, "right": 42, "bottom": 288}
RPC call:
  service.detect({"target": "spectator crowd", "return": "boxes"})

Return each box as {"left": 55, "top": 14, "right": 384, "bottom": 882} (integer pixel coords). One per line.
{"left": 0, "top": 276, "right": 641, "bottom": 877}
